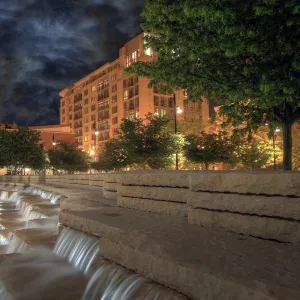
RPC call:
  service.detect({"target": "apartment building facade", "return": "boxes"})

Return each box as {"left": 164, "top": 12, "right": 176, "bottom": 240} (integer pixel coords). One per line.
{"left": 59, "top": 33, "right": 209, "bottom": 153}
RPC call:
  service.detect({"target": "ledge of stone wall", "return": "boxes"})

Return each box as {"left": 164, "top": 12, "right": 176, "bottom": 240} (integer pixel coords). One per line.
{"left": 59, "top": 205, "right": 300, "bottom": 300}
{"left": 188, "top": 170, "right": 300, "bottom": 196}
{"left": 116, "top": 171, "right": 190, "bottom": 216}
{"left": 187, "top": 171, "right": 300, "bottom": 243}
{"left": 2, "top": 170, "right": 300, "bottom": 243}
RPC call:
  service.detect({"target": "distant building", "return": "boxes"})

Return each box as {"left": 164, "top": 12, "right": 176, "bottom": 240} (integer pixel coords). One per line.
{"left": 59, "top": 32, "right": 210, "bottom": 153}
{"left": 29, "top": 124, "right": 75, "bottom": 151}
{"left": 0, "top": 123, "right": 75, "bottom": 151}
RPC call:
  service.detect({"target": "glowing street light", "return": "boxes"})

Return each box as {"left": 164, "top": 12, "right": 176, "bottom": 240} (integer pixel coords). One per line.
{"left": 92, "top": 122, "right": 99, "bottom": 161}
{"left": 52, "top": 134, "right": 56, "bottom": 150}
{"left": 273, "top": 127, "right": 280, "bottom": 170}
{"left": 176, "top": 106, "right": 183, "bottom": 115}
{"left": 172, "top": 93, "right": 183, "bottom": 170}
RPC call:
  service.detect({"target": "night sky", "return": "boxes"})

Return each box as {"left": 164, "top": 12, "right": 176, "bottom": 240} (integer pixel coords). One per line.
{"left": 0, "top": 0, "right": 143, "bottom": 125}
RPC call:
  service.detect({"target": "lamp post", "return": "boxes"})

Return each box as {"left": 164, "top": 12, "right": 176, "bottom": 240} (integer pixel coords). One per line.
{"left": 52, "top": 134, "right": 56, "bottom": 151}
{"left": 52, "top": 134, "right": 56, "bottom": 175}
{"left": 172, "top": 93, "right": 183, "bottom": 170}
{"left": 92, "top": 122, "right": 99, "bottom": 162}
{"left": 273, "top": 127, "right": 280, "bottom": 170}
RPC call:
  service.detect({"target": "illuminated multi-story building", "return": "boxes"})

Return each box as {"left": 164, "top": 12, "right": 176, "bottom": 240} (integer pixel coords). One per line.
{"left": 59, "top": 33, "right": 210, "bottom": 153}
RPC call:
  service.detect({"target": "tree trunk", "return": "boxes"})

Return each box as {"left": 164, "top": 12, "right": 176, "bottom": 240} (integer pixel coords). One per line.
{"left": 205, "top": 163, "right": 209, "bottom": 170}
{"left": 282, "top": 122, "right": 293, "bottom": 170}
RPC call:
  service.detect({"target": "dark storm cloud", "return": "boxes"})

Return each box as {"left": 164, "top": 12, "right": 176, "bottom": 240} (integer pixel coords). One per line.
{"left": 0, "top": 0, "right": 143, "bottom": 125}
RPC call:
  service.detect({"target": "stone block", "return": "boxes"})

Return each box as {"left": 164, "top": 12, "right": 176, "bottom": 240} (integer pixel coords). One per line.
{"left": 189, "top": 171, "right": 300, "bottom": 196}
{"left": 59, "top": 208, "right": 300, "bottom": 300}
{"left": 103, "top": 190, "right": 118, "bottom": 200}
{"left": 118, "top": 197, "right": 188, "bottom": 217}
{"left": 103, "top": 181, "right": 118, "bottom": 192}
{"left": 119, "top": 170, "right": 190, "bottom": 187}
{"left": 89, "top": 174, "right": 105, "bottom": 187}
{"left": 118, "top": 185, "right": 189, "bottom": 203}
{"left": 189, "top": 192, "right": 300, "bottom": 220}
{"left": 188, "top": 208, "right": 300, "bottom": 244}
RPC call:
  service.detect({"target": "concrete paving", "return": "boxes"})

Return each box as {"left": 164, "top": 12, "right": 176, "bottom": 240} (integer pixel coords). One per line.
{"left": 35, "top": 182, "right": 300, "bottom": 300}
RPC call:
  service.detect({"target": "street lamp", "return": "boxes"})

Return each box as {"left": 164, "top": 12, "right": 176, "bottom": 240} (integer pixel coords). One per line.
{"left": 172, "top": 93, "right": 183, "bottom": 170}
{"left": 273, "top": 127, "right": 280, "bottom": 170}
{"left": 52, "top": 134, "right": 56, "bottom": 150}
{"left": 92, "top": 122, "right": 99, "bottom": 161}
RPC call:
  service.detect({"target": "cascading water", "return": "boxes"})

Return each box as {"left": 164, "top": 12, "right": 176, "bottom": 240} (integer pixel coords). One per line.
{"left": 54, "top": 227, "right": 101, "bottom": 275}
{"left": 0, "top": 185, "right": 187, "bottom": 300}
{"left": 0, "top": 184, "right": 61, "bottom": 254}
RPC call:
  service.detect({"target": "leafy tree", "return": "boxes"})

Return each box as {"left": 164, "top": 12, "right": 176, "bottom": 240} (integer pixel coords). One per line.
{"left": 183, "top": 131, "right": 236, "bottom": 170}
{"left": 127, "top": 0, "right": 300, "bottom": 170}
{"left": 119, "top": 114, "right": 184, "bottom": 169}
{"left": 0, "top": 127, "right": 45, "bottom": 173}
{"left": 236, "top": 140, "right": 272, "bottom": 170}
{"left": 292, "top": 123, "right": 300, "bottom": 170}
{"left": 92, "top": 139, "right": 129, "bottom": 171}
{"left": 47, "top": 142, "right": 89, "bottom": 173}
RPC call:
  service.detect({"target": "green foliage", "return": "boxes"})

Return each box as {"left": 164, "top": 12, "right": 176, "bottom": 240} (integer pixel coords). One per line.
{"left": 292, "top": 123, "right": 300, "bottom": 170}
{"left": 119, "top": 114, "right": 185, "bottom": 169}
{"left": 92, "top": 139, "right": 129, "bottom": 171}
{"left": 183, "top": 131, "right": 236, "bottom": 169}
{"left": 0, "top": 127, "right": 45, "bottom": 172}
{"left": 127, "top": 0, "right": 300, "bottom": 170}
{"left": 48, "top": 142, "right": 89, "bottom": 173}
{"left": 235, "top": 139, "right": 272, "bottom": 169}
{"left": 93, "top": 114, "right": 185, "bottom": 170}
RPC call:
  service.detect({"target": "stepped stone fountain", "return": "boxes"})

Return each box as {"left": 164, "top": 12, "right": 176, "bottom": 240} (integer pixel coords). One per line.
{"left": 0, "top": 170, "right": 300, "bottom": 299}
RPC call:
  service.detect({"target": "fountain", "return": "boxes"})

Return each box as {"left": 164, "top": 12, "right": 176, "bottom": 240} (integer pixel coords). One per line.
{"left": 0, "top": 184, "right": 188, "bottom": 300}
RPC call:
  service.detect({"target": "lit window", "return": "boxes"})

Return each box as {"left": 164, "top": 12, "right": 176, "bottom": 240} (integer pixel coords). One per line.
{"left": 126, "top": 55, "right": 131, "bottom": 67}
{"left": 84, "top": 136, "right": 89, "bottom": 142}
{"left": 123, "top": 90, "right": 128, "bottom": 101}
{"left": 145, "top": 47, "right": 153, "bottom": 56}
{"left": 132, "top": 51, "right": 137, "bottom": 63}
{"left": 111, "top": 73, "right": 117, "bottom": 81}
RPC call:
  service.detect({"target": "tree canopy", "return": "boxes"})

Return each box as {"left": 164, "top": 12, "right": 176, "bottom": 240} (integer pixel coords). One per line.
{"left": 93, "top": 114, "right": 185, "bottom": 171}
{"left": 92, "top": 138, "right": 129, "bottom": 171}
{"left": 235, "top": 139, "right": 272, "bottom": 169}
{"left": 183, "top": 131, "right": 236, "bottom": 169}
{"left": 0, "top": 127, "right": 45, "bottom": 173}
{"left": 47, "top": 142, "right": 89, "bottom": 173}
{"left": 127, "top": 0, "right": 300, "bottom": 170}
{"left": 119, "top": 114, "right": 184, "bottom": 169}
